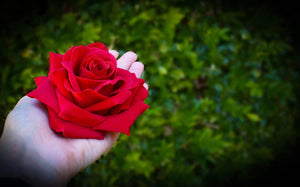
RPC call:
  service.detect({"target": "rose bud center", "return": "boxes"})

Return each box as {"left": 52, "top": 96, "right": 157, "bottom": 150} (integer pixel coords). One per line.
{"left": 79, "top": 55, "right": 116, "bottom": 80}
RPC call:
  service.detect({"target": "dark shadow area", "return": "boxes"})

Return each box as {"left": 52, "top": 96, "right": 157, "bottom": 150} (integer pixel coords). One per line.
{"left": 216, "top": 1, "right": 300, "bottom": 186}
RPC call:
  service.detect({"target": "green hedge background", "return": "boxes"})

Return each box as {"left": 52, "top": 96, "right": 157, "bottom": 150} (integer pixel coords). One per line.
{"left": 1, "top": 0, "right": 299, "bottom": 186}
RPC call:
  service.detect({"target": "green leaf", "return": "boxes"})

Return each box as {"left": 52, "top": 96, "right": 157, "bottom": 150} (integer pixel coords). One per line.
{"left": 246, "top": 113, "right": 261, "bottom": 122}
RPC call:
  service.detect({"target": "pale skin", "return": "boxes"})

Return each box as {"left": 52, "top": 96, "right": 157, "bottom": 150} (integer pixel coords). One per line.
{"left": 0, "top": 50, "right": 148, "bottom": 186}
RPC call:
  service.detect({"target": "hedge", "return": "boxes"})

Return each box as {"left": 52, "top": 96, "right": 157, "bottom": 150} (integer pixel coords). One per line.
{"left": 0, "top": 0, "right": 299, "bottom": 186}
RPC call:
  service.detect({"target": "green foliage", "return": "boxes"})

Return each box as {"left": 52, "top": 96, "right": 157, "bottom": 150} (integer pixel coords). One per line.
{"left": 0, "top": 0, "right": 299, "bottom": 186}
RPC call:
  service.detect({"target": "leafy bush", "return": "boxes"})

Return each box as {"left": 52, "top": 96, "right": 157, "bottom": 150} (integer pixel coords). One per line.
{"left": 0, "top": 0, "right": 299, "bottom": 186}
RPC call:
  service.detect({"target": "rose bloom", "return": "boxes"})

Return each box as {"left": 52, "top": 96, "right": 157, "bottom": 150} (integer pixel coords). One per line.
{"left": 27, "top": 43, "right": 149, "bottom": 139}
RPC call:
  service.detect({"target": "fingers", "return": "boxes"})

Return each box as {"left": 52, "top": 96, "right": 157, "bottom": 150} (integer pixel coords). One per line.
{"left": 112, "top": 50, "right": 149, "bottom": 90}
{"left": 129, "top": 62, "right": 144, "bottom": 78}
{"left": 102, "top": 132, "right": 120, "bottom": 154}
{"left": 117, "top": 51, "right": 137, "bottom": 70}
{"left": 143, "top": 83, "right": 149, "bottom": 90}
{"left": 82, "top": 132, "right": 120, "bottom": 164}
{"left": 109, "top": 50, "right": 119, "bottom": 59}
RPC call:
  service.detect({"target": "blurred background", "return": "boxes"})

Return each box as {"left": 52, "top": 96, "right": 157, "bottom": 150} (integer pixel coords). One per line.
{"left": 1, "top": 0, "right": 299, "bottom": 186}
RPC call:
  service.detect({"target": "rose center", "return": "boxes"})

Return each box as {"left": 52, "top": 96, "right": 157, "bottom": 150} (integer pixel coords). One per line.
{"left": 89, "top": 60, "right": 107, "bottom": 73}
{"left": 78, "top": 53, "right": 116, "bottom": 80}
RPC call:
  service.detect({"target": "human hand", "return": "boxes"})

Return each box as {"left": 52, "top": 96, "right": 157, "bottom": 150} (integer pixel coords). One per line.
{"left": 0, "top": 50, "right": 148, "bottom": 186}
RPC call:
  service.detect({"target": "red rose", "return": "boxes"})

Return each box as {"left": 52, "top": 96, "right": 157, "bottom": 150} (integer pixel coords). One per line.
{"left": 27, "top": 42, "right": 149, "bottom": 139}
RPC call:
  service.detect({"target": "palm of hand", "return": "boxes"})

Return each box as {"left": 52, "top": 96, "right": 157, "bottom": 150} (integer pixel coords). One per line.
{"left": 3, "top": 96, "right": 119, "bottom": 181}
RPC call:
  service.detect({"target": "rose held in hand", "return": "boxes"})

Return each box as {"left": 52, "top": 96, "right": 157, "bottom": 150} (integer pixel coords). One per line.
{"left": 27, "top": 42, "right": 149, "bottom": 139}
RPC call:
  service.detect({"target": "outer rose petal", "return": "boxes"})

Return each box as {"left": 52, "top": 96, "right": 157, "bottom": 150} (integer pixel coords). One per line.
{"left": 93, "top": 98, "right": 150, "bottom": 135}
{"left": 27, "top": 77, "right": 60, "bottom": 113}
{"left": 110, "top": 79, "right": 148, "bottom": 114}
{"left": 87, "top": 42, "right": 108, "bottom": 51}
{"left": 48, "top": 107, "right": 105, "bottom": 139}
{"left": 136, "top": 80, "right": 149, "bottom": 100}
{"left": 35, "top": 76, "right": 48, "bottom": 86}
{"left": 113, "top": 69, "right": 138, "bottom": 92}
{"left": 49, "top": 52, "right": 63, "bottom": 75}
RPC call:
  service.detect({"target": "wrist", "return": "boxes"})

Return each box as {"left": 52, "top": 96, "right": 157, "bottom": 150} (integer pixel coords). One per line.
{"left": 20, "top": 145, "right": 69, "bottom": 187}
{"left": 0, "top": 137, "right": 68, "bottom": 187}
{"left": 20, "top": 157, "right": 68, "bottom": 187}
{"left": 0, "top": 137, "right": 23, "bottom": 179}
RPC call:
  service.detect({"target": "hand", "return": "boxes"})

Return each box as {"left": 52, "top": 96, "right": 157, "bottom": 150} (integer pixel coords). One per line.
{"left": 0, "top": 50, "right": 148, "bottom": 187}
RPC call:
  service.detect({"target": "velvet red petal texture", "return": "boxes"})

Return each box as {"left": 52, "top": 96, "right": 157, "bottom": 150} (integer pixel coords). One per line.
{"left": 34, "top": 76, "right": 48, "bottom": 86}
{"left": 62, "top": 60, "right": 82, "bottom": 92}
{"left": 48, "top": 107, "right": 105, "bottom": 139}
{"left": 76, "top": 76, "right": 105, "bottom": 90}
{"left": 85, "top": 90, "right": 132, "bottom": 114}
{"left": 63, "top": 46, "right": 88, "bottom": 75}
{"left": 27, "top": 77, "right": 60, "bottom": 113}
{"left": 114, "top": 69, "right": 138, "bottom": 91}
{"left": 79, "top": 65, "right": 99, "bottom": 79}
{"left": 49, "top": 52, "right": 63, "bottom": 75}
{"left": 110, "top": 79, "right": 147, "bottom": 115}
{"left": 56, "top": 90, "right": 105, "bottom": 127}
{"left": 49, "top": 69, "right": 73, "bottom": 101}
{"left": 69, "top": 88, "right": 108, "bottom": 108}
{"left": 27, "top": 42, "right": 149, "bottom": 139}
{"left": 93, "top": 98, "right": 149, "bottom": 135}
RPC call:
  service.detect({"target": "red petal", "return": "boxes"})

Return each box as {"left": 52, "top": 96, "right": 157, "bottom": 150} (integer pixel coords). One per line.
{"left": 76, "top": 76, "right": 105, "bottom": 90}
{"left": 56, "top": 89, "right": 106, "bottom": 127}
{"left": 62, "top": 60, "right": 81, "bottom": 92}
{"left": 49, "top": 52, "right": 63, "bottom": 75}
{"left": 87, "top": 42, "right": 108, "bottom": 51}
{"left": 49, "top": 68, "right": 73, "bottom": 101}
{"left": 61, "top": 46, "right": 89, "bottom": 91}
{"left": 136, "top": 79, "right": 149, "bottom": 100}
{"left": 94, "top": 76, "right": 122, "bottom": 93}
{"left": 85, "top": 90, "right": 132, "bottom": 114}
{"left": 27, "top": 78, "right": 60, "bottom": 113}
{"left": 70, "top": 88, "right": 108, "bottom": 108}
{"left": 113, "top": 69, "right": 138, "bottom": 93}
{"left": 79, "top": 66, "right": 98, "bottom": 79}
{"left": 48, "top": 107, "right": 104, "bottom": 139}
{"left": 34, "top": 76, "right": 48, "bottom": 86}
{"left": 93, "top": 99, "right": 150, "bottom": 135}
{"left": 63, "top": 46, "right": 88, "bottom": 74}
{"left": 110, "top": 79, "right": 148, "bottom": 114}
